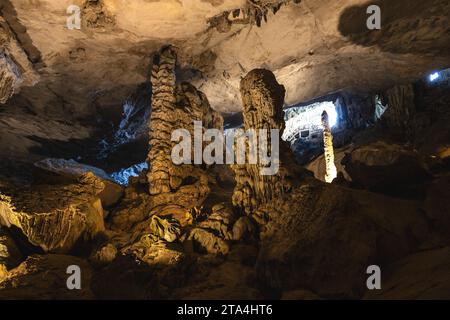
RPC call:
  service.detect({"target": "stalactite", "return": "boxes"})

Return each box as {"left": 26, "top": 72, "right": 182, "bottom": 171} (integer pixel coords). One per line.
{"left": 207, "top": 0, "right": 302, "bottom": 32}
{"left": 321, "top": 110, "right": 337, "bottom": 183}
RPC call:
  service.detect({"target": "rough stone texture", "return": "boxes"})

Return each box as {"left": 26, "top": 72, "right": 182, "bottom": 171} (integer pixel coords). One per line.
{"left": 383, "top": 84, "right": 416, "bottom": 134}
{"left": 231, "top": 69, "right": 308, "bottom": 215}
{"left": 147, "top": 45, "right": 177, "bottom": 195}
{"left": 0, "top": 0, "right": 449, "bottom": 165}
{"left": 173, "top": 244, "right": 263, "bottom": 299}
{"left": 0, "top": 51, "right": 21, "bottom": 104}
{"left": 307, "top": 137, "right": 432, "bottom": 193}
{"left": 364, "top": 247, "right": 450, "bottom": 299}
{"left": 146, "top": 45, "right": 223, "bottom": 218}
{"left": 121, "top": 236, "right": 185, "bottom": 268}
{"left": 0, "top": 14, "right": 38, "bottom": 104}
{"left": 0, "top": 0, "right": 448, "bottom": 301}
{"left": 89, "top": 243, "right": 117, "bottom": 266}
{"left": 0, "top": 254, "right": 94, "bottom": 299}
{"left": 341, "top": 141, "right": 430, "bottom": 195}
{"left": 148, "top": 215, "right": 181, "bottom": 243}
{"left": 34, "top": 158, "right": 124, "bottom": 208}
{"left": 0, "top": 0, "right": 447, "bottom": 114}
{"left": 0, "top": 227, "right": 23, "bottom": 279}
{"left": 183, "top": 227, "right": 230, "bottom": 255}
{"left": 256, "top": 181, "right": 429, "bottom": 298}
{"left": 208, "top": 0, "right": 299, "bottom": 31}
{"left": 92, "top": 245, "right": 188, "bottom": 299}
{"left": 0, "top": 173, "right": 105, "bottom": 253}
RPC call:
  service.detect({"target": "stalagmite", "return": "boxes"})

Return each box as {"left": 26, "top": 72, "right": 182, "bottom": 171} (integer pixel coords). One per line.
{"left": 383, "top": 84, "right": 415, "bottom": 135}
{"left": 146, "top": 45, "right": 223, "bottom": 217}
{"left": 231, "top": 69, "right": 306, "bottom": 215}
{"left": 147, "top": 45, "right": 177, "bottom": 195}
{"left": 321, "top": 110, "right": 337, "bottom": 183}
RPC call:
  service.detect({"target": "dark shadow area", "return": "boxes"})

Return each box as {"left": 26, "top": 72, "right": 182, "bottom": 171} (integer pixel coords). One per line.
{"left": 338, "top": 0, "right": 450, "bottom": 55}
{"left": 7, "top": 226, "right": 45, "bottom": 257}
{"left": 26, "top": 135, "right": 99, "bottom": 162}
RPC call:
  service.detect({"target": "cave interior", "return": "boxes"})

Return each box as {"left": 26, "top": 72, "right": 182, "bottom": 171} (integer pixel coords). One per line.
{"left": 0, "top": 0, "right": 450, "bottom": 300}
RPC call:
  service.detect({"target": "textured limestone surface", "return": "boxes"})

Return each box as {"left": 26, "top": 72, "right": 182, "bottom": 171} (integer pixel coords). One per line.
{"left": 0, "top": 173, "right": 105, "bottom": 253}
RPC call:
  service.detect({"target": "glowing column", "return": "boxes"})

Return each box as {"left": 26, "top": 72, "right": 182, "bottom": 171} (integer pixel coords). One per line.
{"left": 321, "top": 110, "right": 337, "bottom": 183}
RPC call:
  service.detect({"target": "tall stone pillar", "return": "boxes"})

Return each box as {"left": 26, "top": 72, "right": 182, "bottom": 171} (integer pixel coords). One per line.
{"left": 321, "top": 110, "right": 337, "bottom": 183}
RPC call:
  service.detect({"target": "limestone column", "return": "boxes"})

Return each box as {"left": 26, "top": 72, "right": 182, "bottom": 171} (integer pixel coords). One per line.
{"left": 321, "top": 110, "right": 337, "bottom": 183}
{"left": 147, "top": 46, "right": 177, "bottom": 195}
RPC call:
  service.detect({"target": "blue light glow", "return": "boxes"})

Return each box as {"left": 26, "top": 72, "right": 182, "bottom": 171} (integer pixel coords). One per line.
{"left": 429, "top": 72, "right": 439, "bottom": 82}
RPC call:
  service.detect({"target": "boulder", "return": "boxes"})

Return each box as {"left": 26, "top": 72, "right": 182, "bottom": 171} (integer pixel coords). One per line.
{"left": 0, "top": 173, "right": 105, "bottom": 253}
{"left": 148, "top": 215, "right": 181, "bottom": 243}
{"left": 182, "top": 227, "right": 230, "bottom": 255}
{"left": 89, "top": 243, "right": 117, "bottom": 267}
{"left": 308, "top": 142, "right": 430, "bottom": 197}
{"left": 341, "top": 141, "right": 430, "bottom": 196}
{"left": 34, "top": 158, "right": 124, "bottom": 208}
{"left": 93, "top": 240, "right": 187, "bottom": 299}
{"left": 0, "top": 254, "right": 94, "bottom": 299}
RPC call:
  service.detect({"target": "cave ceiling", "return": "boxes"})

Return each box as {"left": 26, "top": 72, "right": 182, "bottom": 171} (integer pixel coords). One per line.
{"left": 1, "top": 0, "right": 449, "bottom": 116}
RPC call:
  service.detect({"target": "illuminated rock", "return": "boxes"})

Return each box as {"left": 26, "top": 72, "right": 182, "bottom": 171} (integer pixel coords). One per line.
{"left": 146, "top": 45, "right": 223, "bottom": 217}
{"left": 0, "top": 51, "right": 21, "bottom": 104}
{"left": 147, "top": 45, "right": 177, "bottom": 195}
{"left": 0, "top": 173, "right": 105, "bottom": 253}
{"left": 0, "top": 15, "right": 39, "bottom": 104}
{"left": 0, "top": 227, "right": 23, "bottom": 280}
{"left": 34, "top": 158, "right": 124, "bottom": 208}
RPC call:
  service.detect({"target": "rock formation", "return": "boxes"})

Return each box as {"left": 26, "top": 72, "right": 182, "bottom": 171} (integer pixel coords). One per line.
{"left": 231, "top": 69, "right": 307, "bottom": 215}
{"left": 0, "top": 254, "right": 94, "bottom": 299}
{"left": 0, "top": 227, "right": 23, "bottom": 279}
{"left": 207, "top": 0, "right": 302, "bottom": 31}
{"left": 255, "top": 182, "right": 430, "bottom": 298}
{"left": 383, "top": 84, "right": 416, "bottom": 133}
{"left": 146, "top": 45, "right": 223, "bottom": 219}
{"left": 321, "top": 110, "right": 337, "bottom": 183}
{"left": 0, "top": 0, "right": 450, "bottom": 301}
{"left": 147, "top": 45, "right": 177, "bottom": 196}
{"left": 0, "top": 14, "right": 38, "bottom": 104}
{"left": 0, "top": 173, "right": 105, "bottom": 253}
